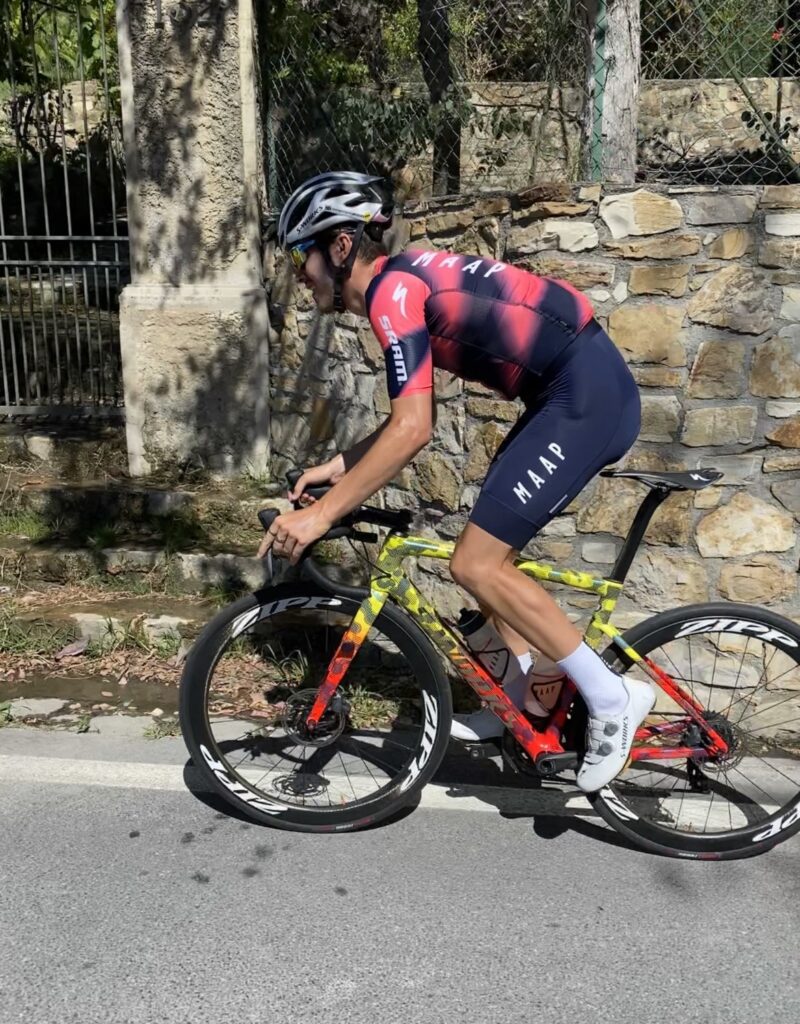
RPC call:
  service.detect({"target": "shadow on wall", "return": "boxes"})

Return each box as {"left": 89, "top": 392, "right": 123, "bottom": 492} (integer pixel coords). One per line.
{"left": 115, "top": 0, "right": 272, "bottom": 480}
{"left": 125, "top": 1, "right": 250, "bottom": 286}
{"left": 265, "top": 260, "right": 381, "bottom": 481}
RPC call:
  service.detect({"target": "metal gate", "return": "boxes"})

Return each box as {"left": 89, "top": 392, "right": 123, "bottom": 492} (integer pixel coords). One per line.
{"left": 0, "top": 0, "right": 128, "bottom": 420}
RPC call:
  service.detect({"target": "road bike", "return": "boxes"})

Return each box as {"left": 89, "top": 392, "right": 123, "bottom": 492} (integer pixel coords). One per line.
{"left": 180, "top": 468, "right": 800, "bottom": 859}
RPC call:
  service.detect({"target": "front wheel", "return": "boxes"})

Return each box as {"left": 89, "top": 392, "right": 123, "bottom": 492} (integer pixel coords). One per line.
{"left": 180, "top": 583, "right": 452, "bottom": 832}
{"left": 593, "top": 602, "right": 800, "bottom": 860}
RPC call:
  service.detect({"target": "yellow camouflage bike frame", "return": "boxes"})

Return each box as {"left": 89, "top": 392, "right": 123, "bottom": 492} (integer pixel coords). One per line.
{"left": 263, "top": 466, "right": 731, "bottom": 777}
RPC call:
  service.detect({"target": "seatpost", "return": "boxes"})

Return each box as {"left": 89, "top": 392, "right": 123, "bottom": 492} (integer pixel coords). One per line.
{"left": 608, "top": 486, "right": 673, "bottom": 584}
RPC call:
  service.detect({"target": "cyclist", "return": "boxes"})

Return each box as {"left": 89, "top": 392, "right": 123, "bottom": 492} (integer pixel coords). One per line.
{"left": 259, "top": 171, "right": 654, "bottom": 793}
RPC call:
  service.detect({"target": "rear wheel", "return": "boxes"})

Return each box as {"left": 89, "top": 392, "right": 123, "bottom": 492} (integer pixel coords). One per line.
{"left": 593, "top": 603, "right": 800, "bottom": 860}
{"left": 180, "top": 583, "right": 452, "bottom": 832}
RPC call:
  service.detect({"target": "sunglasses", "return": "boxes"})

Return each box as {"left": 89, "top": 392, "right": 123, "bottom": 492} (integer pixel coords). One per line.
{"left": 289, "top": 239, "right": 316, "bottom": 270}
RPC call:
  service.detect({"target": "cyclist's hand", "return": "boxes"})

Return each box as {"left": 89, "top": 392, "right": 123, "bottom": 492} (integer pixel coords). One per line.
{"left": 257, "top": 505, "right": 332, "bottom": 565}
{"left": 288, "top": 456, "right": 346, "bottom": 505}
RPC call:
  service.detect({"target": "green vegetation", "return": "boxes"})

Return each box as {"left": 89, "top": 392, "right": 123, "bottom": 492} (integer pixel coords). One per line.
{"left": 144, "top": 716, "right": 181, "bottom": 740}
{"left": 0, "top": 609, "right": 74, "bottom": 656}
{"left": 0, "top": 509, "right": 52, "bottom": 542}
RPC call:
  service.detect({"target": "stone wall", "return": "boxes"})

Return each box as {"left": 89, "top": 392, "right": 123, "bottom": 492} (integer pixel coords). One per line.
{"left": 403, "top": 78, "right": 800, "bottom": 194}
{"left": 267, "top": 182, "right": 800, "bottom": 628}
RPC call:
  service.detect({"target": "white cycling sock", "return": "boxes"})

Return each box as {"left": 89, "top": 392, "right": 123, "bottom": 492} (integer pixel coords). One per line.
{"left": 556, "top": 642, "right": 627, "bottom": 717}
{"left": 517, "top": 651, "right": 532, "bottom": 674}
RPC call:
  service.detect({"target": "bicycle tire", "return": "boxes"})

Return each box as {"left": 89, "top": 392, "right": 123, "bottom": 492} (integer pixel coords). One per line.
{"left": 180, "top": 582, "right": 453, "bottom": 832}
{"left": 593, "top": 602, "right": 800, "bottom": 860}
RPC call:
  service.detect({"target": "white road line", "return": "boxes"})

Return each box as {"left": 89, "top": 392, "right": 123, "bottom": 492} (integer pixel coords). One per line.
{"left": 0, "top": 753, "right": 593, "bottom": 816}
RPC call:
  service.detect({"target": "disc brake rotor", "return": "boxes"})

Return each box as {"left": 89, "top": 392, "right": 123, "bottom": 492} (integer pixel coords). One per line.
{"left": 281, "top": 687, "right": 348, "bottom": 747}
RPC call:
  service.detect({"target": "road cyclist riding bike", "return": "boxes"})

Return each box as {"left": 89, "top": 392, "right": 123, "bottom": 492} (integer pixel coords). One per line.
{"left": 262, "top": 171, "right": 649, "bottom": 791}
{"left": 180, "top": 171, "right": 800, "bottom": 859}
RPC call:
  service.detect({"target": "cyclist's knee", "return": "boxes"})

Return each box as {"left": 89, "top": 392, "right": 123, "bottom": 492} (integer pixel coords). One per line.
{"left": 450, "top": 548, "right": 500, "bottom": 599}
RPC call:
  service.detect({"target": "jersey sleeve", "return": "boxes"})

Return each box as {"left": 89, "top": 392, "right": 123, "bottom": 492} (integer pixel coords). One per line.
{"left": 367, "top": 271, "right": 433, "bottom": 399}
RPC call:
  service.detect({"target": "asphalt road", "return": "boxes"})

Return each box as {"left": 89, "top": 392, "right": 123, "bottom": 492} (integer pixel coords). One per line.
{"left": 1, "top": 725, "right": 799, "bottom": 1024}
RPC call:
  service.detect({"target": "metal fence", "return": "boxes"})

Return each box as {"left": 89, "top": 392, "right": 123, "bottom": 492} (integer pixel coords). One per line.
{"left": 640, "top": 0, "right": 800, "bottom": 184}
{"left": 0, "top": 0, "right": 128, "bottom": 419}
{"left": 259, "top": 0, "right": 605, "bottom": 208}
{"left": 261, "top": 0, "right": 800, "bottom": 206}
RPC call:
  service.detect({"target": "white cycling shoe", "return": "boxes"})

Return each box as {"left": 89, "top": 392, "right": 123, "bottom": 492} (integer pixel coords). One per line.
{"left": 450, "top": 676, "right": 551, "bottom": 742}
{"left": 450, "top": 707, "right": 507, "bottom": 742}
{"left": 576, "top": 677, "right": 655, "bottom": 793}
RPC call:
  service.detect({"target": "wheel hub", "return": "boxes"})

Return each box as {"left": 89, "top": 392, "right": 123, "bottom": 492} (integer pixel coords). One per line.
{"left": 687, "top": 712, "right": 745, "bottom": 773}
{"left": 281, "top": 688, "right": 348, "bottom": 747}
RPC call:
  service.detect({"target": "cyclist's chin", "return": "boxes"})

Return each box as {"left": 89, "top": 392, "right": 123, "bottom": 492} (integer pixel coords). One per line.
{"left": 312, "top": 289, "right": 335, "bottom": 314}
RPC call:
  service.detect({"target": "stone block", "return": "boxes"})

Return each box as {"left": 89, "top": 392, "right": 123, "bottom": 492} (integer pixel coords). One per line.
{"left": 681, "top": 406, "right": 757, "bottom": 446}
{"left": 628, "top": 264, "right": 688, "bottom": 297}
{"left": 781, "top": 287, "right": 800, "bottom": 321}
{"left": 143, "top": 616, "right": 189, "bottom": 642}
{"left": 751, "top": 334, "right": 800, "bottom": 397}
{"left": 507, "top": 221, "right": 558, "bottom": 256}
{"left": 582, "top": 541, "right": 617, "bottom": 564}
{"left": 69, "top": 613, "right": 123, "bottom": 642}
{"left": 761, "top": 185, "right": 800, "bottom": 209}
{"left": 687, "top": 266, "right": 773, "bottom": 334}
{"left": 603, "top": 234, "right": 702, "bottom": 260}
{"left": 608, "top": 304, "right": 686, "bottom": 366}
{"left": 639, "top": 396, "right": 682, "bottom": 442}
{"left": 599, "top": 190, "right": 683, "bottom": 238}
{"left": 717, "top": 557, "right": 790, "bottom": 602}
{"left": 464, "top": 422, "right": 506, "bottom": 483}
{"left": 426, "top": 209, "right": 475, "bottom": 235}
{"left": 687, "top": 340, "right": 745, "bottom": 398}
{"left": 8, "top": 699, "right": 68, "bottom": 720}
{"left": 631, "top": 366, "right": 685, "bottom": 388}
{"left": 625, "top": 549, "right": 709, "bottom": 612}
{"left": 696, "top": 454, "right": 759, "bottom": 486}
{"left": 452, "top": 218, "right": 500, "bottom": 259}
{"left": 767, "top": 416, "right": 800, "bottom": 448}
{"left": 465, "top": 397, "right": 518, "bottom": 423}
{"left": 577, "top": 475, "right": 691, "bottom": 544}
{"left": 764, "top": 453, "right": 800, "bottom": 472}
{"left": 767, "top": 401, "right": 800, "bottom": 417}
{"left": 524, "top": 257, "right": 614, "bottom": 289}
{"left": 686, "top": 194, "right": 757, "bottom": 225}
{"left": 543, "top": 219, "right": 598, "bottom": 252}
{"left": 415, "top": 451, "right": 463, "bottom": 509}
{"left": 708, "top": 228, "right": 753, "bottom": 259}
{"left": 766, "top": 213, "right": 800, "bottom": 236}
{"left": 759, "top": 238, "right": 800, "bottom": 269}
{"left": 696, "top": 493, "right": 794, "bottom": 557}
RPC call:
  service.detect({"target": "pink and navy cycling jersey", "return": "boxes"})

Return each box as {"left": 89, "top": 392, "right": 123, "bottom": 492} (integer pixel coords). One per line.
{"left": 365, "top": 250, "right": 594, "bottom": 401}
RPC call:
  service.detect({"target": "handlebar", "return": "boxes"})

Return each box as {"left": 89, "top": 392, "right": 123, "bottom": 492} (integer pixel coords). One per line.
{"left": 257, "top": 469, "right": 412, "bottom": 576}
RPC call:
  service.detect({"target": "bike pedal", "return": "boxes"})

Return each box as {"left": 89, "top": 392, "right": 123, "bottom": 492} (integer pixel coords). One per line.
{"left": 464, "top": 741, "right": 496, "bottom": 760}
{"left": 534, "top": 752, "right": 579, "bottom": 777}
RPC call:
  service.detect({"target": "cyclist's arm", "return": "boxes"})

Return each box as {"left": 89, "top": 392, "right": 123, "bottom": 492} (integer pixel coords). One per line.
{"left": 315, "top": 392, "right": 434, "bottom": 524}
{"left": 341, "top": 395, "right": 437, "bottom": 472}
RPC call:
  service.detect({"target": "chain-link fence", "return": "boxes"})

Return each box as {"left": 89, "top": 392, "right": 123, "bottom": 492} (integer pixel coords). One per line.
{"left": 641, "top": 0, "right": 800, "bottom": 185}
{"left": 260, "top": 0, "right": 800, "bottom": 205}
{"left": 258, "top": 0, "right": 608, "bottom": 208}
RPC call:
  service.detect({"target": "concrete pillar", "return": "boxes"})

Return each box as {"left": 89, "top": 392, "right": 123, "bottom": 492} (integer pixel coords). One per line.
{"left": 117, "top": 0, "right": 269, "bottom": 476}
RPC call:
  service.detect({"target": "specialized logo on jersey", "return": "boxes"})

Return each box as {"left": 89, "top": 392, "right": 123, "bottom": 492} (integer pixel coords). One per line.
{"left": 392, "top": 281, "right": 408, "bottom": 318}
{"left": 379, "top": 315, "right": 408, "bottom": 384}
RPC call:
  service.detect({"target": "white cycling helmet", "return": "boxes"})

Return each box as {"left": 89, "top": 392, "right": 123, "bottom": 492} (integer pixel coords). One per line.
{"left": 277, "top": 171, "right": 393, "bottom": 249}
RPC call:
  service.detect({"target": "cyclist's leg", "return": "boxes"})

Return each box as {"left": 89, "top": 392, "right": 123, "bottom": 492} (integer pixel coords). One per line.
{"left": 451, "top": 321, "right": 653, "bottom": 788}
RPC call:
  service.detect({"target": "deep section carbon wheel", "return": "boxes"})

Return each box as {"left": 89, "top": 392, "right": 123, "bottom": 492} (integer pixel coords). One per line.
{"left": 180, "top": 584, "right": 452, "bottom": 832}
{"left": 594, "top": 603, "right": 800, "bottom": 859}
